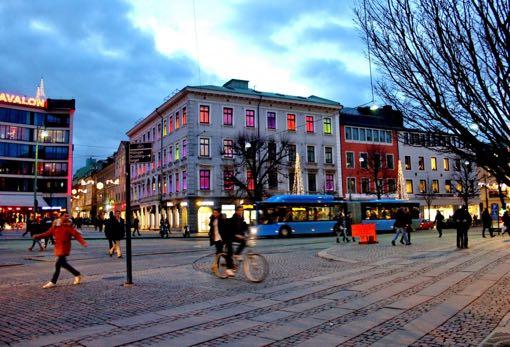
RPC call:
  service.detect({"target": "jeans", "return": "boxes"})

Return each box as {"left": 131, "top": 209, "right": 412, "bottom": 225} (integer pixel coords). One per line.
{"left": 51, "top": 256, "right": 80, "bottom": 283}
{"left": 109, "top": 241, "right": 122, "bottom": 257}
{"left": 481, "top": 226, "right": 492, "bottom": 237}
{"left": 392, "top": 227, "right": 409, "bottom": 244}
{"left": 225, "top": 237, "right": 246, "bottom": 269}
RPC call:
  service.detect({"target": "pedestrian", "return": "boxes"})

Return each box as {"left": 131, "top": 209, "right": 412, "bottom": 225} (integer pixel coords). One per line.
{"left": 209, "top": 208, "right": 227, "bottom": 273}
{"left": 345, "top": 211, "right": 355, "bottom": 242}
{"left": 159, "top": 217, "right": 169, "bottom": 238}
{"left": 104, "top": 211, "right": 114, "bottom": 253}
{"left": 225, "top": 206, "right": 248, "bottom": 277}
{"left": 334, "top": 213, "right": 346, "bottom": 243}
{"left": 132, "top": 216, "right": 141, "bottom": 237}
{"left": 108, "top": 210, "right": 125, "bottom": 258}
{"left": 435, "top": 210, "right": 445, "bottom": 238}
{"left": 33, "top": 214, "right": 88, "bottom": 288}
{"left": 391, "top": 207, "right": 410, "bottom": 246}
{"left": 502, "top": 210, "right": 510, "bottom": 237}
{"left": 27, "top": 218, "right": 44, "bottom": 251}
{"left": 453, "top": 205, "right": 472, "bottom": 249}
{"left": 473, "top": 214, "right": 478, "bottom": 227}
{"left": 481, "top": 208, "right": 493, "bottom": 238}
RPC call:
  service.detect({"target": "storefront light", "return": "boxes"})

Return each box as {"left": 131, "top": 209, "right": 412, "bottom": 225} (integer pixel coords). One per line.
{"left": 196, "top": 200, "right": 214, "bottom": 206}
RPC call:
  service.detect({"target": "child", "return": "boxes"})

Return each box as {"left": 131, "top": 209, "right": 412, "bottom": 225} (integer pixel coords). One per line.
{"left": 34, "top": 214, "right": 88, "bottom": 288}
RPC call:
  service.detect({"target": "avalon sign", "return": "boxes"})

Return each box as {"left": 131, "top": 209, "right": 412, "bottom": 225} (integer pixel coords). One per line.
{"left": 129, "top": 142, "right": 152, "bottom": 163}
{"left": 0, "top": 92, "right": 46, "bottom": 108}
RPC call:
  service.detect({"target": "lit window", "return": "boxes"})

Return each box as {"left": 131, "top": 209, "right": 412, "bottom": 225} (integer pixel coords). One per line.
{"left": 444, "top": 158, "right": 450, "bottom": 171}
{"left": 162, "top": 119, "right": 167, "bottom": 136}
{"left": 199, "top": 169, "right": 210, "bottom": 190}
{"left": 224, "top": 170, "right": 234, "bottom": 190}
{"left": 325, "top": 174, "right": 334, "bottom": 192}
{"left": 445, "top": 180, "right": 452, "bottom": 193}
{"left": 305, "top": 116, "right": 314, "bottom": 133}
{"left": 432, "top": 179, "right": 439, "bottom": 193}
{"left": 323, "top": 118, "right": 332, "bottom": 134}
{"left": 419, "top": 180, "right": 427, "bottom": 193}
{"left": 406, "top": 180, "right": 413, "bottom": 194}
{"left": 223, "top": 107, "right": 233, "bottom": 126}
{"left": 199, "top": 138, "right": 210, "bottom": 157}
{"left": 169, "top": 115, "right": 174, "bottom": 133}
{"left": 245, "top": 110, "right": 255, "bottom": 127}
{"left": 223, "top": 139, "right": 234, "bottom": 158}
{"left": 287, "top": 114, "right": 296, "bottom": 131}
{"left": 431, "top": 157, "right": 437, "bottom": 171}
{"left": 247, "top": 170, "right": 255, "bottom": 190}
{"left": 175, "top": 144, "right": 180, "bottom": 161}
{"left": 200, "top": 105, "right": 210, "bottom": 124}
{"left": 182, "top": 139, "right": 187, "bottom": 158}
{"left": 418, "top": 157, "right": 425, "bottom": 170}
{"left": 175, "top": 111, "right": 180, "bottom": 129}
{"left": 360, "top": 153, "right": 368, "bottom": 168}
{"left": 347, "top": 178, "right": 356, "bottom": 193}
{"left": 182, "top": 107, "right": 187, "bottom": 126}
{"left": 267, "top": 112, "right": 276, "bottom": 129}
{"left": 405, "top": 156, "right": 411, "bottom": 170}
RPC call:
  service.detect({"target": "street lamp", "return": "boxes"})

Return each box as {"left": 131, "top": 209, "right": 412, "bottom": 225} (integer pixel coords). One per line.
{"left": 34, "top": 128, "right": 48, "bottom": 216}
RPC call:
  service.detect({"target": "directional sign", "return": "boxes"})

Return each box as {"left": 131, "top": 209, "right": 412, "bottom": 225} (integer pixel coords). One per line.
{"left": 129, "top": 142, "right": 152, "bottom": 163}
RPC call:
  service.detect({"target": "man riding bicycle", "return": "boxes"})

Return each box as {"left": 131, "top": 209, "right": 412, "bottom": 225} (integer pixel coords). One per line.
{"left": 225, "top": 206, "right": 248, "bottom": 277}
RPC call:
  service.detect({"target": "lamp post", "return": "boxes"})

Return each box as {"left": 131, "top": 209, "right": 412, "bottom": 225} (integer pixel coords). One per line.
{"left": 33, "top": 127, "right": 48, "bottom": 217}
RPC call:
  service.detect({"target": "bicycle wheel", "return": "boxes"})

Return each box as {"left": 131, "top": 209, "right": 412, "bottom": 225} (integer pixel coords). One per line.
{"left": 243, "top": 253, "right": 269, "bottom": 283}
{"left": 215, "top": 253, "right": 229, "bottom": 279}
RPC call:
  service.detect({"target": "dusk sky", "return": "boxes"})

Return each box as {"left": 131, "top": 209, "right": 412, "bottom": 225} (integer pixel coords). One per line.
{"left": 0, "top": 0, "right": 374, "bottom": 170}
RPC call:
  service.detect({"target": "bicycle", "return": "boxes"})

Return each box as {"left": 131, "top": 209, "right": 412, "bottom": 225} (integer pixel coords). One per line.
{"left": 214, "top": 237, "right": 269, "bottom": 283}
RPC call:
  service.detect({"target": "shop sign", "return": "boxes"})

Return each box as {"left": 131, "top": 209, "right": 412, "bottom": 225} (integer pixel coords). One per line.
{"left": 0, "top": 92, "right": 46, "bottom": 108}
{"left": 196, "top": 200, "right": 214, "bottom": 206}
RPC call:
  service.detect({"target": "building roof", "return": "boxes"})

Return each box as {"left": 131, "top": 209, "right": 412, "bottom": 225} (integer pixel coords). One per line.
{"left": 340, "top": 106, "right": 404, "bottom": 130}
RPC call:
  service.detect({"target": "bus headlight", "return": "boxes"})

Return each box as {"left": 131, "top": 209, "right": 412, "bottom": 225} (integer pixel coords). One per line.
{"left": 249, "top": 226, "right": 258, "bottom": 235}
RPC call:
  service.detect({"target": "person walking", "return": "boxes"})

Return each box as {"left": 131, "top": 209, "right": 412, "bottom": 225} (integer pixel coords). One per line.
{"left": 132, "top": 216, "right": 141, "bottom": 237}
{"left": 108, "top": 211, "right": 125, "bottom": 258}
{"left": 334, "top": 213, "right": 347, "bottom": 243}
{"left": 392, "top": 207, "right": 409, "bottom": 246}
{"left": 453, "top": 205, "right": 472, "bottom": 249}
{"left": 435, "top": 210, "right": 445, "bottom": 238}
{"left": 104, "top": 211, "right": 114, "bottom": 253}
{"left": 502, "top": 210, "right": 510, "bottom": 237}
{"left": 27, "top": 218, "right": 44, "bottom": 251}
{"left": 345, "top": 211, "right": 355, "bottom": 242}
{"left": 209, "top": 208, "right": 227, "bottom": 273}
{"left": 481, "top": 208, "right": 493, "bottom": 238}
{"left": 33, "top": 214, "right": 88, "bottom": 288}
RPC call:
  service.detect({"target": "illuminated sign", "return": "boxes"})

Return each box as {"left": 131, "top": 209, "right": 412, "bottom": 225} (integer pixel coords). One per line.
{"left": 196, "top": 200, "right": 214, "bottom": 206}
{"left": 0, "top": 92, "right": 46, "bottom": 108}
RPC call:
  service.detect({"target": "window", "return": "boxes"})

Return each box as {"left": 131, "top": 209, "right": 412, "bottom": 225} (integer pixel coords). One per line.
{"left": 182, "top": 139, "right": 187, "bottom": 158}
{"left": 347, "top": 178, "right": 356, "bottom": 194}
{"left": 443, "top": 158, "right": 450, "bottom": 171}
{"left": 346, "top": 152, "right": 355, "bottom": 168}
{"left": 267, "top": 112, "right": 276, "bottom": 129}
{"left": 359, "top": 128, "right": 366, "bottom": 141}
{"left": 431, "top": 157, "right": 437, "bottom": 171}
{"left": 419, "top": 180, "right": 427, "bottom": 193}
{"left": 169, "top": 174, "right": 173, "bottom": 193}
{"left": 385, "top": 131, "right": 392, "bottom": 143}
{"left": 199, "top": 169, "right": 210, "bottom": 190}
{"left": 456, "top": 181, "right": 463, "bottom": 192}
{"left": 418, "top": 156, "right": 425, "bottom": 170}
{"left": 175, "top": 173, "right": 180, "bottom": 192}
{"left": 268, "top": 171, "right": 278, "bottom": 189}
{"left": 406, "top": 180, "right": 413, "bottom": 194}
{"left": 223, "top": 139, "right": 234, "bottom": 158}
{"left": 182, "top": 107, "right": 187, "bottom": 126}
{"left": 162, "top": 119, "right": 167, "bottom": 136}
{"left": 360, "top": 153, "right": 368, "bottom": 169}
{"left": 352, "top": 128, "right": 359, "bottom": 141}
{"left": 200, "top": 105, "right": 210, "bottom": 124}
{"left": 366, "top": 129, "right": 372, "bottom": 141}
{"left": 445, "top": 179, "right": 452, "bottom": 193}
{"left": 245, "top": 109, "right": 255, "bottom": 127}
{"left": 387, "top": 179, "right": 396, "bottom": 193}
{"left": 361, "top": 178, "right": 370, "bottom": 193}
{"left": 405, "top": 156, "right": 411, "bottom": 170}
{"left": 175, "top": 111, "right": 180, "bottom": 129}
{"left": 287, "top": 114, "right": 296, "bottom": 131}
{"left": 305, "top": 116, "right": 314, "bottom": 133}
{"left": 323, "top": 118, "right": 332, "bottom": 134}
{"left": 288, "top": 144, "right": 296, "bottom": 162}
{"left": 224, "top": 170, "right": 234, "bottom": 190}
{"left": 373, "top": 129, "right": 379, "bottom": 142}
{"left": 175, "top": 144, "right": 180, "bottom": 161}
{"left": 223, "top": 107, "right": 233, "bottom": 126}
{"left": 386, "top": 154, "right": 394, "bottom": 169}
{"left": 168, "top": 146, "right": 173, "bottom": 162}
{"left": 199, "top": 138, "right": 210, "bottom": 157}
{"left": 325, "top": 147, "right": 333, "bottom": 164}
{"left": 345, "top": 127, "right": 352, "bottom": 140}
{"left": 432, "top": 179, "right": 439, "bottom": 193}
{"left": 182, "top": 171, "right": 187, "bottom": 190}
{"left": 308, "top": 173, "right": 316, "bottom": 192}
{"left": 247, "top": 170, "right": 255, "bottom": 190}
{"left": 170, "top": 115, "right": 174, "bottom": 133}
{"left": 307, "top": 146, "right": 315, "bottom": 163}
{"left": 325, "top": 174, "right": 334, "bottom": 192}
{"left": 454, "top": 159, "right": 461, "bottom": 171}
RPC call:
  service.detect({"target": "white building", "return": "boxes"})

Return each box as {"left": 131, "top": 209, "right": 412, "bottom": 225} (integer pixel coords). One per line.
{"left": 126, "top": 79, "right": 342, "bottom": 234}
{"left": 399, "top": 130, "right": 480, "bottom": 220}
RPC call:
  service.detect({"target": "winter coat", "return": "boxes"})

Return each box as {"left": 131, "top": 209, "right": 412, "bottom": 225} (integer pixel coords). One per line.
{"left": 393, "top": 209, "right": 408, "bottom": 228}
{"left": 208, "top": 215, "right": 228, "bottom": 246}
{"left": 453, "top": 208, "right": 472, "bottom": 229}
{"left": 35, "top": 224, "right": 87, "bottom": 256}
{"left": 503, "top": 212, "right": 510, "bottom": 227}
{"left": 228, "top": 213, "right": 248, "bottom": 241}
{"left": 108, "top": 217, "right": 126, "bottom": 241}
{"left": 481, "top": 210, "right": 492, "bottom": 228}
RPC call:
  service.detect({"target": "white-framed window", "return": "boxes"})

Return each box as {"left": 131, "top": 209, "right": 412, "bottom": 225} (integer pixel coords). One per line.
{"left": 267, "top": 111, "right": 276, "bottom": 130}
{"left": 223, "top": 139, "right": 234, "bottom": 158}
{"left": 199, "top": 137, "right": 210, "bottom": 157}
{"left": 346, "top": 151, "right": 354, "bottom": 168}
{"left": 324, "top": 146, "right": 334, "bottom": 164}
{"left": 347, "top": 177, "right": 356, "bottom": 194}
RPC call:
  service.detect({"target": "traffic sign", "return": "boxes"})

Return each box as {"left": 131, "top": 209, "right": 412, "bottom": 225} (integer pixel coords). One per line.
{"left": 129, "top": 142, "right": 152, "bottom": 163}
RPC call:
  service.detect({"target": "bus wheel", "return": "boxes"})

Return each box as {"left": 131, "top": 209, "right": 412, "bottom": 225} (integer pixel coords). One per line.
{"left": 279, "top": 227, "right": 292, "bottom": 238}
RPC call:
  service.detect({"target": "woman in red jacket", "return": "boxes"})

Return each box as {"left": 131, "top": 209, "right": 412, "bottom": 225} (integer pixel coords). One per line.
{"left": 34, "top": 214, "right": 88, "bottom": 288}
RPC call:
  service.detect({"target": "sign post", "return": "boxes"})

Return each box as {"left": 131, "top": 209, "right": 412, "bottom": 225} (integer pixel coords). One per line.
{"left": 125, "top": 142, "right": 152, "bottom": 285}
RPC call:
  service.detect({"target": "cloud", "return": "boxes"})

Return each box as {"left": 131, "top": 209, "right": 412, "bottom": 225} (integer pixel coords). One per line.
{"left": 0, "top": 0, "right": 205, "bottom": 169}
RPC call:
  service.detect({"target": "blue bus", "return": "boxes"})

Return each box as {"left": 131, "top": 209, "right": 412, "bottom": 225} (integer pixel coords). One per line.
{"left": 252, "top": 195, "right": 421, "bottom": 237}
{"left": 253, "top": 195, "right": 346, "bottom": 237}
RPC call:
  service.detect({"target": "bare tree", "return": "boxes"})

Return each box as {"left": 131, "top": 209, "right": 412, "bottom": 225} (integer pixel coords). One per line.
{"left": 355, "top": 0, "right": 510, "bottom": 186}
{"left": 415, "top": 177, "right": 438, "bottom": 219}
{"left": 360, "top": 145, "right": 395, "bottom": 199}
{"left": 222, "top": 133, "right": 290, "bottom": 203}
{"left": 453, "top": 161, "right": 480, "bottom": 206}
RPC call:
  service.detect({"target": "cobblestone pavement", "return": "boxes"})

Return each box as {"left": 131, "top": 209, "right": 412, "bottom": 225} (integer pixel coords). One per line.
{"left": 1, "top": 228, "right": 509, "bottom": 346}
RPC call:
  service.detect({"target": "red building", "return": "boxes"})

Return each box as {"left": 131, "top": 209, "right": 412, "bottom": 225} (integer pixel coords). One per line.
{"left": 339, "top": 106, "right": 403, "bottom": 199}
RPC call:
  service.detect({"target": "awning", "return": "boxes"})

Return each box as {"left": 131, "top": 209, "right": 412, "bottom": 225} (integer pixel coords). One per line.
{"left": 0, "top": 194, "right": 49, "bottom": 208}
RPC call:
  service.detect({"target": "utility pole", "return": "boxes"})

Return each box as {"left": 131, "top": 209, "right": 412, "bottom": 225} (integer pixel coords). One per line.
{"left": 33, "top": 127, "right": 48, "bottom": 217}
{"left": 124, "top": 142, "right": 132, "bottom": 285}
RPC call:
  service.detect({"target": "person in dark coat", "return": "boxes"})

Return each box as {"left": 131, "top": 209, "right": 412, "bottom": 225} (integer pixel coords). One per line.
{"left": 108, "top": 210, "right": 125, "bottom": 258}
{"left": 435, "top": 210, "right": 445, "bottom": 238}
{"left": 104, "top": 211, "right": 114, "bottom": 252}
{"left": 481, "top": 208, "right": 493, "bottom": 238}
{"left": 27, "top": 218, "right": 44, "bottom": 251}
{"left": 345, "top": 211, "right": 355, "bottom": 242}
{"left": 334, "top": 213, "right": 346, "bottom": 243}
{"left": 209, "top": 208, "right": 227, "bottom": 273}
{"left": 453, "top": 205, "right": 472, "bottom": 248}
{"left": 502, "top": 210, "right": 510, "bottom": 237}
{"left": 132, "top": 216, "right": 141, "bottom": 236}
{"left": 392, "top": 207, "right": 410, "bottom": 246}
{"left": 225, "top": 206, "right": 248, "bottom": 277}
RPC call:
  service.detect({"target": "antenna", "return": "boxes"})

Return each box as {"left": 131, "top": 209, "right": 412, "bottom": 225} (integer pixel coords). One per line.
{"left": 192, "top": 0, "right": 202, "bottom": 85}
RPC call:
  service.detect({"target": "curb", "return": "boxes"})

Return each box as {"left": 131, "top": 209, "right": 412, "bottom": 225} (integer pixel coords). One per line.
{"left": 317, "top": 246, "right": 360, "bottom": 263}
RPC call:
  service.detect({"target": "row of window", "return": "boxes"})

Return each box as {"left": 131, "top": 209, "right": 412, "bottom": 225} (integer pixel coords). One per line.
{"left": 404, "top": 156, "right": 460, "bottom": 171}
{"left": 162, "top": 107, "right": 187, "bottom": 137}
{"left": 199, "top": 105, "right": 334, "bottom": 134}
{"left": 345, "top": 126, "right": 393, "bottom": 144}
{"left": 345, "top": 152, "right": 395, "bottom": 170}
{"left": 0, "top": 177, "right": 67, "bottom": 193}
{"left": 0, "top": 143, "right": 69, "bottom": 160}
{"left": 405, "top": 179, "right": 459, "bottom": 194}
{"left": 0, "top": 125, "right": 69, "bottom": 143}
{"left": 346, "top": 177, "right": 397, "bottom": 194}
{"left": 402, "top": 132, "right": 464, "bottom": 148}
{"left": 0, "top": 107, "right": 70, "bottom": 127}
{"left": 0, "top": 160, "right": 68, "bottom": 176}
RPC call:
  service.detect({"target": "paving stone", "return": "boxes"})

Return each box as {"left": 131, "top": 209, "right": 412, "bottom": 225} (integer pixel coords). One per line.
{"left": 282, "top": 298, "right": 334, "bottom": 312}
{"left": 217, "top": 336, "right": 275, "bottom": 346}
{"left": 257, "top": 318, "right": 323, "bottom": 340}
{"left": 271, "top": 283, "right": 336, "bottom": 301}
{"left": 250, "top": 310, "right": 295, "bottom": 323}
{"left": 415, "top": 271, "right": 471, "bottom": 296}
{"left": 347, "top": 271, "right": 411, "bottom": 291}
{"left": 108, "top": 312, "right": 163, "bottom": 327}
{"left": 11, "top": 324, "right": 114, "bottom": 347}
{"left": 385, "top": 294, "right": 434, "bottom": 310}
{"left": 295, "top": 332, "right": 349, "bottom": 346}
{"left": 311, "top": 307, "right": 353, "bottom": 321}
{"left": 244, "top": 298, "right": 280, "bottom": 308}
{"left": 324, "top": 290, "right": 358, "bottom": 300}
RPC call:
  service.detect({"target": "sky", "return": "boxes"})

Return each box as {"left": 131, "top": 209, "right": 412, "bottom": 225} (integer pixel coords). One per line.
{"left": 0, "top": 0, "right": 374, "bottom": 170}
